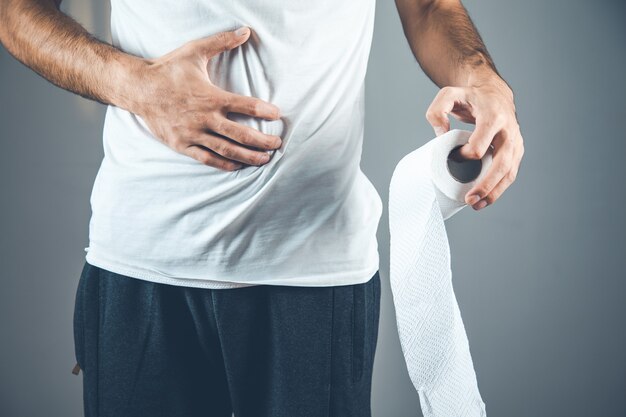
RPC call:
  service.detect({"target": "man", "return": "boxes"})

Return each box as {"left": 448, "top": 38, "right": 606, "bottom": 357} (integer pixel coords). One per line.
{"left": 0, "top": 0, "right": 524, "bottom": 416}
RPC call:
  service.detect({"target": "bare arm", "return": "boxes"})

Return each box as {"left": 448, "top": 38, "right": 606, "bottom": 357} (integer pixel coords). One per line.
{"left": 396, "top": 0, "right": 524, "bottom": 209}
{"left": 0, "top": 0, "right": 144, "bottom": 109}
{"left": 395, "top": 0, "right": 500, "bottom": 87}
{"left": 0, "top": 0, "right": 282, "bottom": 171}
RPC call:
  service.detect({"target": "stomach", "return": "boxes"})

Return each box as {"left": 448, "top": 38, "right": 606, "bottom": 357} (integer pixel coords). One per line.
{"left": 89, "top": 0, "right": 382, "bottom": 273}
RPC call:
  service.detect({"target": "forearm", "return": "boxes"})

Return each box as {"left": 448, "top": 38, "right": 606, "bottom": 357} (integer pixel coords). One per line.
{"left": 395, "top": 0, "right": 504, "bottom": 89}
{"left": 397, "top": 0, "right": 524, "bottom": 210}
{"left": 0, "top": 0, "right": 146, "bottom": 110}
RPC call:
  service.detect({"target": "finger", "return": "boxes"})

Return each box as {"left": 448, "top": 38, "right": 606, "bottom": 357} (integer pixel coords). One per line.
{"left": 183, "top": 145, "right": 244, "bottom": 171}
{"left": 425, "top": 86, "right": 465, "bottom": 136}
{"left": 211, "top": 118, "right": 282, "bottom": 151}
{"left": 194, "top": 27, "right": 251, "bottom": 58}
{"left": 465, "top": 130, "right": 515, "bottom": 206}
{"left": 478, "top": 133, "right": 524, "bottom": 208}
{"left": 195, "top": 133, "right": 271, "bottom": 166}
{"left": 458, "top": 112, "right": 505, "bottom": 160}
{"left": 223, "top": 92, "right": 281, "bottom": 120}
{"left": 479, "top": 166, "right": 517, "bottom": 208}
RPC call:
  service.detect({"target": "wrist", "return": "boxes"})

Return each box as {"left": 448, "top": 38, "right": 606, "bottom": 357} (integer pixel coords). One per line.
{"left": 107, "top": 52, "right": 152, "bottom": 114}
{"left": 462, "top": 65, "right": 513, "bottom": 98}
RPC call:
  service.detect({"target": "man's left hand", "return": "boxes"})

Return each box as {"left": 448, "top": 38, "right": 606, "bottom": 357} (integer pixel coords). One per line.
{"left": 425, "top": 74, "right": 524, "bottom": 210}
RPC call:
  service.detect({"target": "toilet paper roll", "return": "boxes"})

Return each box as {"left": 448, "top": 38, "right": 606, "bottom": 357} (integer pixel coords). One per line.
{"left": 389, "top": 129, "right": 491, "bottom": 417}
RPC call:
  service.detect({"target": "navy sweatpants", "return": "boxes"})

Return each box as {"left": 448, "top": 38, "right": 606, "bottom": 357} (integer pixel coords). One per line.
{"left": 72, "top": 261, "right": 381, "bottom": 417}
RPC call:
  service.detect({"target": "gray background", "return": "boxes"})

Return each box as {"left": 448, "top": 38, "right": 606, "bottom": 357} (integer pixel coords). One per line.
{"left": 1, "top": 0, "right": 624, "bottom": 416}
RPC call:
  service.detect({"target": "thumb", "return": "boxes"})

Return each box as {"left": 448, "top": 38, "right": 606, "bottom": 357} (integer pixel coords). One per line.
{"left": 196, "top": 27, "right": 251, "bottom": 58}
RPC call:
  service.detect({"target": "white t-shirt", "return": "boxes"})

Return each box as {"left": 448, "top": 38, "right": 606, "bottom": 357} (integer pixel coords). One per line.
{"left": 84, "top": 0, "right": 383, "bottom": 288}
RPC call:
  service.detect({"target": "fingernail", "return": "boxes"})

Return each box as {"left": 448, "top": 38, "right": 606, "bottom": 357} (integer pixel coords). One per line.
{"left": 235, "top": 27, "right": 249, "bottom": 37}
{"left": 467, "top": 194, "right": 481, "bottom": 206}
{"left": 434, "top": 126, "right": 446, "bottom": 136}
{"left": 473, "top": 199, "right": 488, "bottom": 210}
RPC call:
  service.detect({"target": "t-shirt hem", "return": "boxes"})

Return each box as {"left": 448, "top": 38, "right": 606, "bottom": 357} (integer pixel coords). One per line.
{"left": 84, "top": 249, "right": 380, "bottom": 289}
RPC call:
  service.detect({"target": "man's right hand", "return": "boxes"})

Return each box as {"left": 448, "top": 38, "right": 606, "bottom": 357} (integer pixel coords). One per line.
{"left": 129, "top": 27, "right": 282, "bottom": 171}
{"left": 1, "top": 2, "right": 282, "bottom": 171}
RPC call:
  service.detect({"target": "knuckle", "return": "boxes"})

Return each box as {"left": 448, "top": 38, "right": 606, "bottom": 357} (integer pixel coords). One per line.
{"left": 466, "top": 147, "right": 482, "bottom": 160}
{"left": 269, "top": 135, "right": 282, "bottom": 149}
{"left": 483, "top": 116, "right": 497, "bottom": 129}
{"left": 223, "top": 161, "right": 240, "bottom": 171}
{"left": 238, "top": 130, "right": 253, "bottom": 145}
{"left": 498, "top": 151, "right": 514, "bottom": 166}
{"left": 484, "top": 194, "right": 496, "bottom": 204}
{"left": 496, "top": 163, "right": 508, "bottom": 176}
{"left": 213, "top": 141, "right": 227, "bottom": 156}
{"left": 425, "top": 108, "right": 442, "bottom": 123}
{"left": 198, "top": 153, "right": 212, "bottom": 165}
{"left": 474, "top": 187, "right": 488, "bottom": 199}
{"left": 220, "top": 144, "right": 235, "bottom": 159}
{"left": 170, "top": 136, "right": 188, "bottom": 152}
{"left": 439, "top": 86, "right": 455, "bottom": 97}
{"left": 190, "top": 112, "right": 205, "bottom": 125}
{"left": 181, "top": 129, "right": 197, "bottom": 143}
{"left": 470, "top": 150, "right": 483, "bottom": 159}
{"left": 258, "top": 137, "right": 271, "bottom": 149}
{"left": 247, "top": 132, "right": 259, "bottom": 145}
{"left": 492, "top": 111, "right": 506, "bottom": 125}
{"left": 250, "top": 154, "right": 262, "bottom": 165}
{"left": 213, "top": 93, "right": 227, "bottom": 109}
{"left": 248, "top": 100, "right": 261, "bottom": 116}
{"left": 169, "top": 138, "right": 184, "bottom": 152}
{"left": 507, "top": 171, "right": 517, "bottom": 182}
{"left": 212, "top": 119, "right": 226, "bottom": 134}
{"left": 254, "top": 152, "right": 269, "bottom": 165}
{"left": 175, "top": 143, "right": 188, "bottom": 154}
{"left": 502, "top": 127, "right": 517, "bottom": 143}
{"left": 215, "top": 32, "right": 230, "bottom": 45}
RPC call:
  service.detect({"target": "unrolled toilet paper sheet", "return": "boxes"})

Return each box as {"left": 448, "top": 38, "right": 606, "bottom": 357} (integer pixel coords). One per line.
{"left": 389, "top": 129, "right": 490, "bottom": 417}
